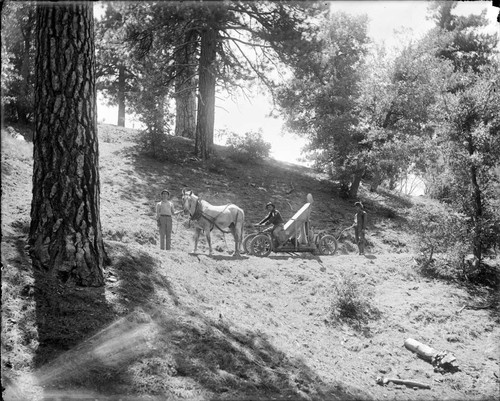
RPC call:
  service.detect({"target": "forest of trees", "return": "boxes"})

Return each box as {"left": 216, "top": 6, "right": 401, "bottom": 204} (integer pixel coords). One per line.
{"left": 1, "top": 1, "right": 499, "bottom": 285}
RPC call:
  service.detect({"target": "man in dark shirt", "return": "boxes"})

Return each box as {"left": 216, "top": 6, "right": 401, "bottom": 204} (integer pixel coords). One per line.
{"left": 354, "top": 201, "right": 367, "bottom": 255}
{"left": 257, "top": 202, "right": 285, "bottom": 241}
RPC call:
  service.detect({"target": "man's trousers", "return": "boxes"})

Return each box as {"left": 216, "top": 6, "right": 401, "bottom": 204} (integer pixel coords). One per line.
{"left": 159, "top": 215, "right": 172, "bottom": 250}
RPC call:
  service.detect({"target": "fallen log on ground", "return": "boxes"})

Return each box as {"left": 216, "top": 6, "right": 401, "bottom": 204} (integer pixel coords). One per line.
{"left": 376, "top": 376, "right": 431, "bottom": 389}
{"left": 404, "top": 338, "right": 458, "bottom": 372}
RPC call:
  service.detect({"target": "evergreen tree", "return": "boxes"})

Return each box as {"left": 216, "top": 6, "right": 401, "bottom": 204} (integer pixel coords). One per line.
{"left": 427, "top": 0, "right": 498, "bottom": 72}
{"left": 276, "top": 11, "right": 370, "bottom": 198}
{"left": 117, "top": 1, "right": 326, "bottom": 159}
{"left": 425, "top": 1, "right": 500, "bottom": 269}
{"left": 95, "top": 4, "right": 137, "bottom": 127}
{"left": 30, "top": 3, "right": 107, "bottom": 286}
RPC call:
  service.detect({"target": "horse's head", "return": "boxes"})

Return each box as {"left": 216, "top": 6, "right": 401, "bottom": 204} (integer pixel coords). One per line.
{"left": 181, "top": 189, "right": 195, "bottom": 215}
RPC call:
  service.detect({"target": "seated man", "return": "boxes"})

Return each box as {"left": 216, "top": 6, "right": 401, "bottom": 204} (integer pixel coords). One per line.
{"left": 257, "top": 202, "right": 285, "bottom": 245}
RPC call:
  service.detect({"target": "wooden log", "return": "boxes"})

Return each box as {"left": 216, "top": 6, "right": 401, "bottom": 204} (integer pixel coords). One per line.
{"left": 404, "top": 338, "right": 438, "bottom": 362}
{"left": 377, "top": 376, "right": 431, "bottom": 389}
{"left": 404, "top": 338, "right": 457, "bottom": 370}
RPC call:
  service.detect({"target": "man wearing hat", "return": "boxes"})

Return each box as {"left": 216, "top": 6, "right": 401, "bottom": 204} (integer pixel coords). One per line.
{"left": 156, "top": 189, "right": 178, "bottom": 250}
{"left": 257, "top": 202, "right": 285, "bottom": 244}
{"left": 353, "top": 201, "right": 367, "bottom": 255}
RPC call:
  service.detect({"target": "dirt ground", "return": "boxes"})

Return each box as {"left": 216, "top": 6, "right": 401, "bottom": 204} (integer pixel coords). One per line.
{"left": 1, "top": 124, "right": 499, "bottom": 401}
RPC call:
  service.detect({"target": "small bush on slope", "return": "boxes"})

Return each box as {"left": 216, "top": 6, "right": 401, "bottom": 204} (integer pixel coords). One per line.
{"left": 226, "top": 130, "right": 271, "bottom": 163}
{"left": 329, "top": 275, "right": 380, "bottom": 331}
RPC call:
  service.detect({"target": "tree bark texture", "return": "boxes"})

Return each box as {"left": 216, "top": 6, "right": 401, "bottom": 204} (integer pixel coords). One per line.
{"left": 349, "top": 159, "right": 365, "bottom": 199}
{"left": 30, "top": 3, "right": 106, "bottom": 286}
{"left": 117, "top": 64, "right": 126, "bottom": 127}
{"left": 175, "top": 31, "right": 197, "bottom": 139}
{"left": 195, "top": 25, "right": 217, "bottom": 159}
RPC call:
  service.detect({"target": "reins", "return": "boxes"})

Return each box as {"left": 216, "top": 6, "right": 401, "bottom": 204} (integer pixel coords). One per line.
{"left": 187, "top": 197, "right": 233, "bottom": 234}
{"left": 190, "top": 200, "right": 203, "bottom": 221}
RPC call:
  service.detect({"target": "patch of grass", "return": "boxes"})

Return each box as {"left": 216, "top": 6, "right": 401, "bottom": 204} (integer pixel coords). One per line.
{"left": 149, "top": 314, "right": 316, "bottom": 399}
{"left": 329, "top": 275, "right": 381, "bottom": 331}
{"left": 1, "top": 241, "right": 37, "bottom": 372}
{"left": 138, "top": 131, "right": 195, "bottom": 164}
{"left": 444, "top": 375, "right": 465, "bottom": 392}
{"left": 103, "top": 228, "right": 157, "bottom": 246}
{"left": 1, "top": 128, "right": 33, "bottom": 163}
{"left": 98, "top": 123, "right": 140, "bottom": 142}
{"left": 410, "top": 307, "right": 455, "bottom": 326}
{"left": 203, "top": 154, "right": 227, "bottom": 175}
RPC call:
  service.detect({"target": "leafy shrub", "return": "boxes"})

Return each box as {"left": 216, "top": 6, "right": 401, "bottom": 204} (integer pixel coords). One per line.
{"left": 329, "top": 276, "right": 379, "bottom": 328}
{"left": 138, "top": 128, "right": 193, "bottom": 164}
{"left": 409, "top": 203, "right": 470, "bottom": 278}
{"left": 226, "top": 130, "right": 271, "bottom": 163}
{"left": 138, "top": 126, "right": 168, "bottom": 160}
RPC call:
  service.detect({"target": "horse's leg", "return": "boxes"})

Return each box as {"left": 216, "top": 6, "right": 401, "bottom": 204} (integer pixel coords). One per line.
{"left": 230, "top": 224, "right": 240, "bottom": 256}
{"left": 234, "top": 209, "right": 244, "bottom": 256}
{"left": 193, "top": 228, "right": 201, "bottom": 253}
{"left": 206, "top": 231, "right": 213, "bottom": 255}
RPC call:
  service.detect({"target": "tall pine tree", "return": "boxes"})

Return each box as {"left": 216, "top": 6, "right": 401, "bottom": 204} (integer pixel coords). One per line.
{"left": 30, "top": 3, "right": 106, "bottom": 286}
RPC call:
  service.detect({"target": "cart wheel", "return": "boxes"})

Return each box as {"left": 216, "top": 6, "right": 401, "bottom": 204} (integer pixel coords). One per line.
{"left": 250, "top": 234, "right": 272, "bottom": 257}
{"left": 318, "top": 234, "right": 337, "bottom": 255}
{"left": 242, "top": 233, "right": 257, "bottom": 255}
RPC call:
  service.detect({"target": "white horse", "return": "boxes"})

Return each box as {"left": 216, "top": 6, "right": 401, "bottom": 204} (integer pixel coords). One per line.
{"left": 181, "top": 189, "right": 245, "bottom": 256}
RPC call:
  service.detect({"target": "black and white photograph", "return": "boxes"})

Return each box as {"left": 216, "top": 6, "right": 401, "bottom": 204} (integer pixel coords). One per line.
{"left": 1, "top": 1, "right": 499, "bottom": 400}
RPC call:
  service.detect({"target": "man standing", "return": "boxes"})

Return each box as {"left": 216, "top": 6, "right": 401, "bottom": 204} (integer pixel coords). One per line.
{"left": 156, "top": 190, "right": 177, "bottom": 250}
{"left": 354, "top": 201, "right": 367, "bottom": 255}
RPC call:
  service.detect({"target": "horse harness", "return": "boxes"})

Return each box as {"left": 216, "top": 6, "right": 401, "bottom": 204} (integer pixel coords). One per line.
{"left": 189, "top": 199, "right": 235, "bottom": 234}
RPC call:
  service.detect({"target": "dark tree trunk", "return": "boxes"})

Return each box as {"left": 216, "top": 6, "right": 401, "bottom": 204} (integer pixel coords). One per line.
{"left": 30, "top": 3, "right": 106, "bottom": 287}
{"left": 117, "top": 64, "right": 126, "bottom": 127}
{"left": 175, "top": 31, "right": 197, "bottom": 139}
{"left": 195, "top": 25, "right": 217, "bottom": 159}
{"left": 467, "top": 134, "right": 483, "bottom": 264}
{"left": 349, "top": 160, "right": 365, "bottom": 199}
{"left": 157, "top": 95, "right": 165, "bottom": 135}
{"left": 18, "top": 41, "right": 31, "bottom": 123}
{"left": 370, "top": 170, "right": 382, "bottom": 192}
{"left": 349, "top": 171, "right": 363, "bottom": 199}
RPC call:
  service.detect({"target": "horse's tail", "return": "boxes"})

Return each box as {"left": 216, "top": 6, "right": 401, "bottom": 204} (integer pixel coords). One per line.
{"left": 239, "top": 208, "right": 245, "bottom": 249}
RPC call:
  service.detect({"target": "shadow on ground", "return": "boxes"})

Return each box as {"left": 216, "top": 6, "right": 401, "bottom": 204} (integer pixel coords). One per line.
{"left": 3, "top": 238, "right": 369, "bottom": 400}
{"left": 149, "top": 306, "right": 370, "bottom": 401}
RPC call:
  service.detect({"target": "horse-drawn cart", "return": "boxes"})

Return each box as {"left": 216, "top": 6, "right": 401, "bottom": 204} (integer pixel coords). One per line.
{"left": 244, "top": 194, "right": 337, "bottom": 257}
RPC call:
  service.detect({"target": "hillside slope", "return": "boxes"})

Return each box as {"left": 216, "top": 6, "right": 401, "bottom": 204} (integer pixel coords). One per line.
{"left": 1, "top": 124, "right": 498, "bottom": 401}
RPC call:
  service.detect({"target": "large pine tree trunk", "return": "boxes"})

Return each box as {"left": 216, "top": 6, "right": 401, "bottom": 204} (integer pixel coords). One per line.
{"left": 30, "top": 3, "right": 106, "bottom": 287}
{"left": 195, "top": 25, "right": 217, "bottom": 159}
{"left": 117, "top": 64, "right": 126, "bottom": 127}
{"left": 175, "top": 31, "right": 197, "bottom": 139}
